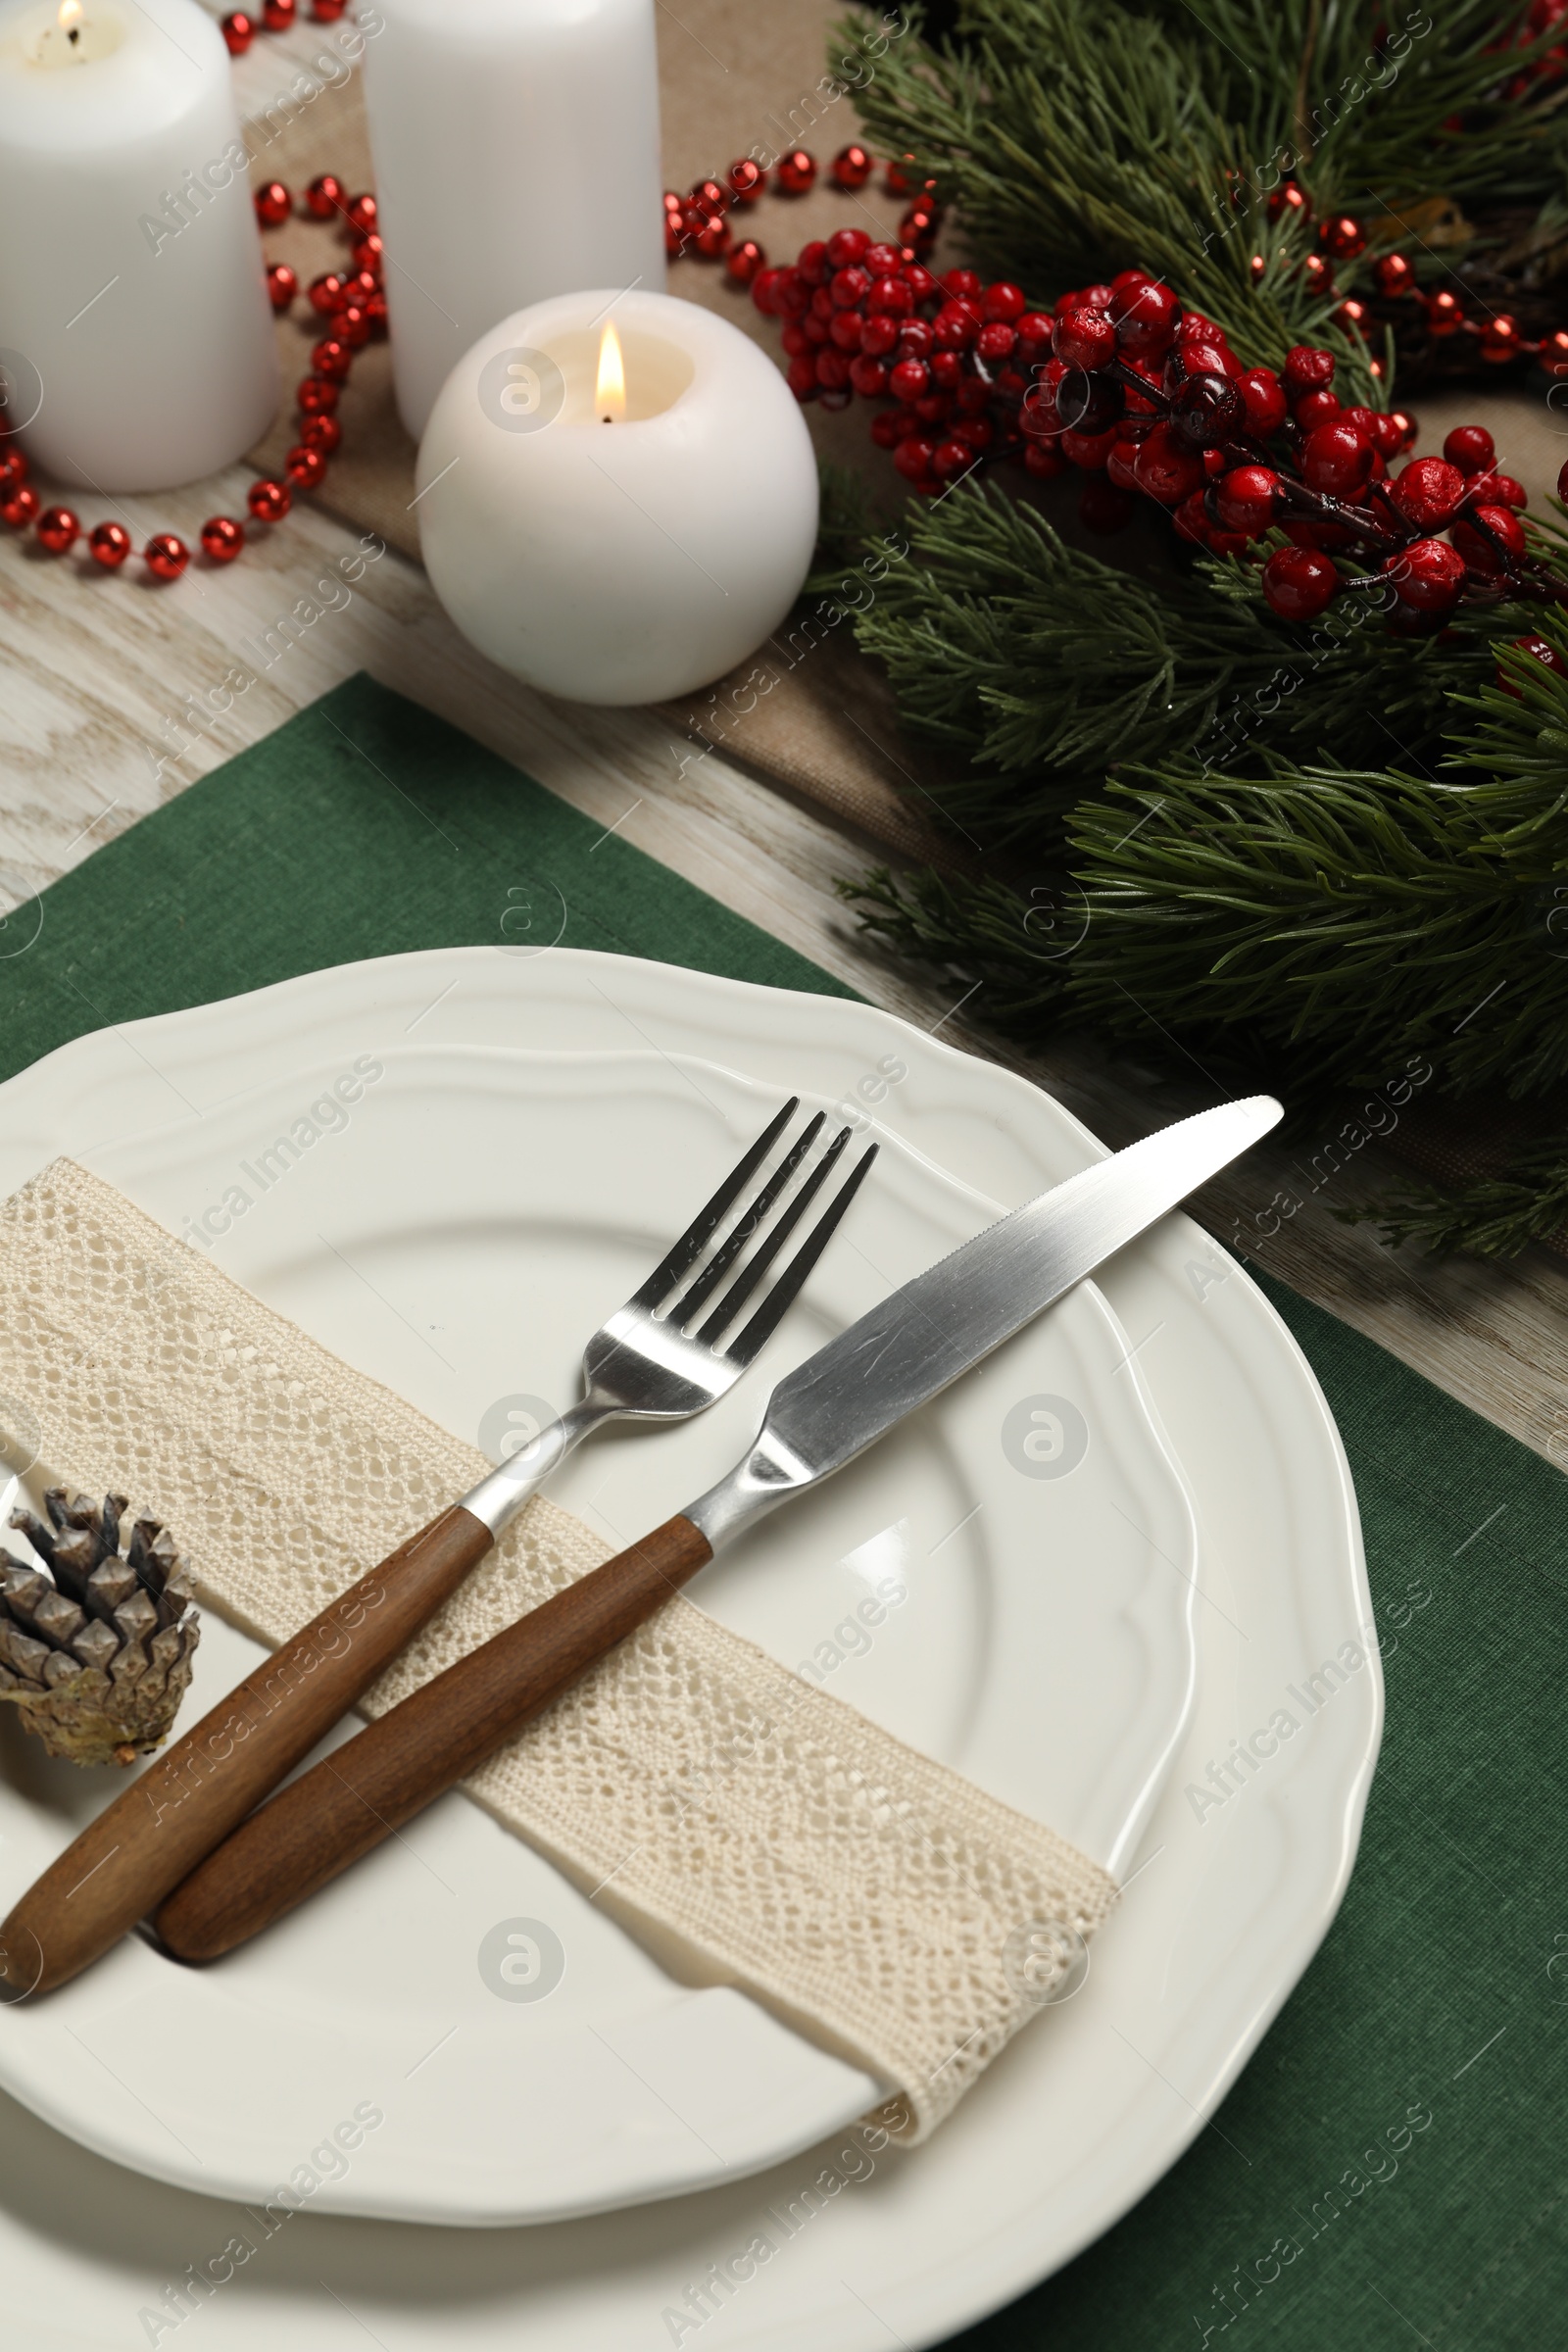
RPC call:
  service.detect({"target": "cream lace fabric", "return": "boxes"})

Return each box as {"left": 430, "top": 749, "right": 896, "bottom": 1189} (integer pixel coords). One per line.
{"left": 0, "top": 1160, "right": 1117, "bottom": 2139}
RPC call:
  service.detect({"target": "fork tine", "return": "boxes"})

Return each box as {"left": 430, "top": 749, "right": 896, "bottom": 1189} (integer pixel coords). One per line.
{"left": 695, "top": 1126, "right": 850, "bottom": 1346}
{"left": 722, "top": 1142, "right": 879, "bottom": 1367}
{"left": 667, "top": 1113, "right": 826, "bottom": 1326}
{"left": 627, "top": 1098, "right": 799, "bottom": 1310}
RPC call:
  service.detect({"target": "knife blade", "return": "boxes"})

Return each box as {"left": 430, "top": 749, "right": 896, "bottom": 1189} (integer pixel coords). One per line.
{"left": 684, "top": 1091, "right": 1282, "bottom": 1548}
{"left": 146, "top": 1094, "right": 1281, "bottom": 1969}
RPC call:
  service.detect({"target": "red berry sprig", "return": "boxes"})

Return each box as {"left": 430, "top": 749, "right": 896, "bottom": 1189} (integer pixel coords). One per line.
{"left": 0, "top": 169, "right": 381, "bottom": 581}
{"left": 722, "top": 227, "right": 1568, "bottom": 631}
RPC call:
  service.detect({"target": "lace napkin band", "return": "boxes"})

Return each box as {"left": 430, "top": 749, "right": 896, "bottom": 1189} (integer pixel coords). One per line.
{"left": 0, "top": 1159, "right": 1118, "bottom": 2140}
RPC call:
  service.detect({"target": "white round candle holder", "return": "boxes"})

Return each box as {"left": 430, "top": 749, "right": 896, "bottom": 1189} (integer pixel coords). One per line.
{"left": 415, "top": 291, "right": 820, "bottom": 709}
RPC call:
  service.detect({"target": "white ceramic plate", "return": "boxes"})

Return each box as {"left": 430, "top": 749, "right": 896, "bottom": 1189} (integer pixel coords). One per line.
{"left": 0, "top": 950, "right": 1379, "bottom": 2350}
{"left": 0, "top": 1012, "right": 1199, "bottom": 2225}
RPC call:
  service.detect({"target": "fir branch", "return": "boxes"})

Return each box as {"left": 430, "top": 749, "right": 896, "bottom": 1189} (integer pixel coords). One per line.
{"left": 846, "top": 484, "right": 1525, "bottom": 854}
{"left": 842, "top": 0, "right": 1568, "bottom": 363}
{"left": 842, "top": 729, "right": 1568, "bottom": 1103}
{"left": 1062, "top": 760, "right": 1568, "bottom": 1099}
{"left": 846, "top": 860, "right": 1073, "bottom": 1020}
{"left": 806, "top": 462, "right": 876, "bottom": 594}
{"left": 826, "top": 3, "right": 1568, "bottom": 1255}
{"left": 1350, "top": 1135, "right": 1568, "bottom": 1256}
{"left": 1438, "top": 600, "right": 1568, "bottom": 855}
{"left": 1137, "top": 0, "right": 1568, "bottom": 211}
{"left": 838, "top": 0, "right": 1370, "bottom": 379}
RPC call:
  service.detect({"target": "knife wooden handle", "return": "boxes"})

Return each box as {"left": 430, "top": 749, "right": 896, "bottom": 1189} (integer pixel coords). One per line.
{"left": 154, "top": 1513, "right": 713, "bottom": 1964}
{"left": 0, "top": 1506, "right": 493, "bottom": 1998}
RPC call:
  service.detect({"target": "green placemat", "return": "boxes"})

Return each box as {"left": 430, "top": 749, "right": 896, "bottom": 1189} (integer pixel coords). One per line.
{"left": 0, "top": 674, "right": 850, "bottom": 1089}
{"left": 962, "top": 1275, "right": 1568, "bottom": 2352}
{"left": 3, "top": 677, "right": 1563, "bottom": 2349}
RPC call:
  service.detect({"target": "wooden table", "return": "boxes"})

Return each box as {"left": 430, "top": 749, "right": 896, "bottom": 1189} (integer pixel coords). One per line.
{"left": 3, "top": 17, "right": 1566, "bottom": 1474}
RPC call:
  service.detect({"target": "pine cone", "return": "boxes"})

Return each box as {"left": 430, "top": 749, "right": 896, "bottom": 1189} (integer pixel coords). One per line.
{"left": 0, "top": 1492, "right": 200, "bottom": 1768}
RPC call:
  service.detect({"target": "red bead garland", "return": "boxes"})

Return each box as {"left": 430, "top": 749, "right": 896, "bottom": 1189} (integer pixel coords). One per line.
{"left": 14, "top": 108, "right": 1565, "bottom": 617}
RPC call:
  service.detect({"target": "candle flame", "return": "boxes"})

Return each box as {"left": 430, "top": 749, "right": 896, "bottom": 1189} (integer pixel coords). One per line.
{"left": 596, "top": 321, "right": 626, "bottom": 423}
{"left": 59, "top": 0, "right": 83, "bottom": 27}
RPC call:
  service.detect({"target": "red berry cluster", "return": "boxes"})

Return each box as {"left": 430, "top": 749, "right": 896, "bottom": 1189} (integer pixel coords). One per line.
{"left": 0, "top": 171, "right": 379, "bottom": 579}
{"left": 749, "top": 233, "right": 1026, "bottom": 491}
{"left": 741, "top": 238, "right": 1568, "bottom": 628}
{"left": 220, "top": 0, "right": 347, "bottom": 50}
{"left": 1505, "top": 0, "right": 1568, "bottom": 95}
{"left": 664, "top": 144, "right": 942, "bottom": 291}
{"left": 1029, "top": 276, "right": 1564, "bottom": 624}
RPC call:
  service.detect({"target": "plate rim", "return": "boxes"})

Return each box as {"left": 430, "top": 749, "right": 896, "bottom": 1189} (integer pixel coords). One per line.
{"left": 0, "top": 946, "right": 1380, "bottom": 2350}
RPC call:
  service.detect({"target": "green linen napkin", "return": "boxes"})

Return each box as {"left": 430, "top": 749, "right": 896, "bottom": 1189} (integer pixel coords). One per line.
{"left": 2, "top": 676, "right": 1562, "bottom": 2349}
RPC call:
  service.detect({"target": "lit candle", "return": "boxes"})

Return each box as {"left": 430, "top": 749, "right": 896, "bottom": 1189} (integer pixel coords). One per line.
{"left": 361, "top": 0, "right": 665, "bottom": 441}
{"left": 0, "top": 0, "right": 277, "bottom": 492}
{"left": 416, "top": 291, "right": 819, "bottom": 706}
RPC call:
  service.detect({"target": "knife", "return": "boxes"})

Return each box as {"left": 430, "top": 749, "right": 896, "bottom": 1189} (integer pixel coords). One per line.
{"left": 142, "top": 1093, "right": 1280, "bottom": 1970}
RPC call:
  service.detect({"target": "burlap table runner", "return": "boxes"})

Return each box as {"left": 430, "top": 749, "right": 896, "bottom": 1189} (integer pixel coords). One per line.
{"left": 0, "top": 1154, "right": 1117, "bottom": 2141}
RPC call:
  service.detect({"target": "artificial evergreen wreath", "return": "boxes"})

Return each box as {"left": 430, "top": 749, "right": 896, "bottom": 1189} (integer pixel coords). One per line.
{"left": 808, "top": 0, "right": 1568, "bottom": 1256}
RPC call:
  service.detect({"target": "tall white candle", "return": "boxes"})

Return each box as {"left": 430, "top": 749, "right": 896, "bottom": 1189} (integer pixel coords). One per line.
{"left": 0, "top": 0, "right": 277, "bottom": 494}
{"left": 416, "top": 291, "right": 818, "bottom": 706}
{"left": 362, "top": 0, "right": 665, "bottom": 442}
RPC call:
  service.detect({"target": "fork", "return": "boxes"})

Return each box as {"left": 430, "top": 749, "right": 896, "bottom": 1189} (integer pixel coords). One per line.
{"left": 0, "top": 1101, "right": 875, "bottom": 1999}
{"left": 461, "top": 1097, "right": 874, "bottom": 1538}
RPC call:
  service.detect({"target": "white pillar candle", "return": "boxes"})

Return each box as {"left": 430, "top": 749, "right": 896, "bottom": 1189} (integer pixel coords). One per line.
{"left": 0, "top": 0, "right": 277, "bottom": 494}
{"left": 362, "top": 0, "right": 665, "bottom": 443}
{"left": 416, "top": 291, "right": 818, "bottom": 707}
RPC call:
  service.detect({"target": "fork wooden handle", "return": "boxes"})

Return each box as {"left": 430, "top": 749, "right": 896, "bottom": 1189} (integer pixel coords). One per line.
{"left": 154, "top": 1514, "right": 713, "bottom": 1965}
{"left": 0, "top": 1506, "right": 493, "bottom": 1999}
